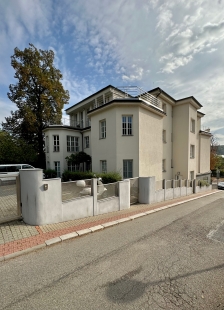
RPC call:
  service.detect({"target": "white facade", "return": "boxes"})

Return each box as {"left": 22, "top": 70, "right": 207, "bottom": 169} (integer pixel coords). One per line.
{"left": 43, "top": 85, "right": 211, "bottom": 181}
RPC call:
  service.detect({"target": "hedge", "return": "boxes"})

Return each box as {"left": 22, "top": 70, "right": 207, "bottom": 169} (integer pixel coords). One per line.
{"left": 62, "top": 171, "right": 122, "bottom": 184}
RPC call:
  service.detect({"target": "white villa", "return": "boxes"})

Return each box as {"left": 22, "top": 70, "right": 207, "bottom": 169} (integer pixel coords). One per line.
{"left": 43, "top": 85, "right": 211, "bottom": 182}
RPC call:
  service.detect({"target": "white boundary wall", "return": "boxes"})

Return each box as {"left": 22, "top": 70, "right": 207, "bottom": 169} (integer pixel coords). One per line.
{"left": 20, "top": 170, "right": 212, "bottom": 226}
{"left": 20, "top": 169, "right": 130, "bottom": 225}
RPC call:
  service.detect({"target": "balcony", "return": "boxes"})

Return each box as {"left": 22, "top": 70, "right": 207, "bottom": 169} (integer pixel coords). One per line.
{"left": 89, "top": 86, "right": 163, "bottom": 111}
{"left": 46, "top": 118, "right": 91, "bottom": 129}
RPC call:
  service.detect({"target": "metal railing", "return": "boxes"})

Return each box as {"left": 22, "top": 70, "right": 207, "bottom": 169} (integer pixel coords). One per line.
{"left": 62, "top": 179, "right": 92, "bottom": 201}
{"left": 97, "top": 182, "right": 118, "bottom": 200}
{"left": 114, "top": 86, "right": 162, "bottom": 110}
{"left": 0, "top": 175, "right": 21, "bottom": 224}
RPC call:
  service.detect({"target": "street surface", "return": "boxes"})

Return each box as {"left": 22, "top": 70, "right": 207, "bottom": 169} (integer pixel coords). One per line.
{"left": 1, "top": 192, "right": 224, "bottom": 309}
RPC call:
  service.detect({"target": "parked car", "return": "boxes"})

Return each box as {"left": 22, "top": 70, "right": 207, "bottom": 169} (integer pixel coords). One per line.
{"left": 0, "top": 164, "right": 35, "bottom": 183}
{"left": 218, "top": 182, "right": 224, "bottom": 190}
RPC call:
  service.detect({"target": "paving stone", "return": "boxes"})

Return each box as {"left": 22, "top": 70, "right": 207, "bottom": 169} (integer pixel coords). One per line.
{"left": 76, "top": 229, "right": 91, "bottom": 236}
{"left": 45, "top": 237, "right": 61, "bottom": 246}
{"left": 102, "top": 221, "right": 118, "bottom": 228}
{"left": 129, "top": 213, "right": 146, "bottom": 220}
{"left": 89, "top": 225, "right": 104, "bottom": 232}
{"left": 60, "top": 232, "right": 78, "bottom": 241}
{"left": 116, "top": 218, "right": 131, "bottom": 223}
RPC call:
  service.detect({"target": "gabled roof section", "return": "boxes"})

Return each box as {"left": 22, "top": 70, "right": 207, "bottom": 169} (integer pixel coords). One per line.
{"left": 148, "top": 87, "right": 203, "bottom": 109}
{"left": 148, "top": 87, "right": 176, "bottom": 104}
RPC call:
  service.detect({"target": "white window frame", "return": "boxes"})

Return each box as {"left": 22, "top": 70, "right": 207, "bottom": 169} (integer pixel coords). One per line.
{"left": 67, "top": 136, "right": 79, "bottom": 152}
{"left": 190, "top": 145, "right": 195, "bottom": 158}
{"left": 190, "top": 119, "right": 195, "bottom": 133}
{"left": 84, "top": 136, "right": 90, "bottom": 148}
{"left": 122, "top": 116, "right": 133, "bottom": 136}
{"left": 100, "top": 160, "right": 107, "bottom": 173}
{"left": 53, "top": 135, "right": 59, "bottom": 152}
{"left": 54, "top": 161, "right": 60, "bottom": 177}
{"left": 123, "top": 160, "right": 133, "bottom": 179}
{"left": 100, "top": 120, "right": 106, "bottom": 139}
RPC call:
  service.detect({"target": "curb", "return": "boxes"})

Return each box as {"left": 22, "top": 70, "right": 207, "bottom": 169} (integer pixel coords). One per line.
{"left": 0, "top": 190, "right": 219, "bottom": 261}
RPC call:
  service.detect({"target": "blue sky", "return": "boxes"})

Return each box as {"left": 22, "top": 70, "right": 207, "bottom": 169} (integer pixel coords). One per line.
{"left": 0, "top": 0, "right": 224, "bottom": 142}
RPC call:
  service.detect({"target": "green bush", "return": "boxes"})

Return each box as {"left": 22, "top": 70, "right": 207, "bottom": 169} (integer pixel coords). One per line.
{"left": 96, "top": 171, "right": 122, "bottom": 184}
{"left": 44, "top": 169, "right": 57, "bottom": 179}
{"left": 62, "top": 170, "right": 122, "bottom": 183}
{"left": 199, "top": 180, "right": 209, "bottom": 187}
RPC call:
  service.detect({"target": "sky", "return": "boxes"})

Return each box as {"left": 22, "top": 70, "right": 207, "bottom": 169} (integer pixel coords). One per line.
{"left": 0, "top": 0, "right": 224, "bottom": 143}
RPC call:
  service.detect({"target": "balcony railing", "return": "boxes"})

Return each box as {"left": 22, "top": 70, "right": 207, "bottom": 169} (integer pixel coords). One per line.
{"left": 112, "top": 86, "right": 162, "bottom": 110}
{"left": 46, "top": 118, "right": 91, "bottom": 129}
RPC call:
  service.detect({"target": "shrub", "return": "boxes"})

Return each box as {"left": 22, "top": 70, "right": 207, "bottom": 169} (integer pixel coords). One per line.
{"left": 96, "top": 171, "right": 122, "bottom": 184}
{"left": 62, "top": 170, "right": 122, "bottom": 183}
{"left": 199, "top": 180, "right": 209, "bottom": 187}
{"left": 44, "top": 169, "right": 57, "bottom": 179}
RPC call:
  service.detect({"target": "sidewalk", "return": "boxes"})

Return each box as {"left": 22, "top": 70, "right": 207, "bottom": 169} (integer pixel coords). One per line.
{"left": 0, "top": 190, "right": 219, "bottom": 261}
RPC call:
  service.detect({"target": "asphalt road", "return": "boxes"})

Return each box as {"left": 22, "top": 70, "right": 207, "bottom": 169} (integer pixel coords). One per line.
{"left": 1, "top": 192, "right": 224, "bottom": 309}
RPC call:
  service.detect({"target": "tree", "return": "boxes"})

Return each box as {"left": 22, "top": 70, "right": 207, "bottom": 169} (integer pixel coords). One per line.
{"left": 66, "top": 152, "right": 92, "bottom": 171}
{"left": 0, "top": 130, "right": 37, "bottom": 164}
{"left": 2, "top": 44, "right": 70, "bottom": 167}
{"left": 210, "top": 134, "right": 220, "bottom": 170}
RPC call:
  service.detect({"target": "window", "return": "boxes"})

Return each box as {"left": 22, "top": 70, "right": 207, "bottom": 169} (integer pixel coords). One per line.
{"left": 190, "top": 145, "right": 195, "bottom": 158}
{"left": 46, "top": 136, "right": 49, "bottom": 153}
{"left": 162, "top": 159, "right": 166, "bottom": 172}
{"left": 67, "top": 136, "right": 79, "bottom": 152}
{"left": 53, "top": 135, "right": 59, "bottom": 152}
{"left": 84, "top": 136, "right": 90, "bottom": 148}
{"left": 100, "top": 160, "right": 107, "bottom": 173}
{"left": 163, "top": 130, "right": 166, "bottom": 143}
{"left": 122, "top": 116, "right": 132, "bottom": 135}
{"left": 68, "top": 162, "right": 79, "bottom": 172}
{"left": 123, "top": 160, "right": 133, "bottom": 178}
{"left": 190, "top": 171, "right": 194, "bottom": 180}
{"left": 162, "top": 103, "right": 167, "bottom": 113}
{"left": 100, "top": 120, "right": 106, "bottom": 139}
{"left": 54, "top": 161, "right": 60, "bottom": 177}
{"left": 190, "top": 119, "right": 195, "bottom": 133}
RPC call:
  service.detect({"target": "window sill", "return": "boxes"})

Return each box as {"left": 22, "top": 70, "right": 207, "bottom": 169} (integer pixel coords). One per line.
{"left": 162, "top": 170, "right": 166, "bottom": 172}
{"left": 99, "top": 137, "right": 106, "bottom": 140}
{"left": 190, "top": 157, "right": 195, "bottom": 159}
{"left": 122, "top": 134, "right": 133, "bottom": 136}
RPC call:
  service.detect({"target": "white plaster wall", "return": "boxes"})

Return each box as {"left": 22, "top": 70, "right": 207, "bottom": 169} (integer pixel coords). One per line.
{"left": 115, "top": 105, "right": 139, "bottom": 177}
{"left": 165, "top": 188, "right": 173, "bottom": 200}
{"left": 97, "top": 197, "right": 119, "bottom": 214}
{"left": 162, "top": 100, "right": 173, "bottom": 180}
{"left": 83, "top": 129, "right": 91, "bottom": 156}
{"left": 20, "top": 169, "right": 62, "bottom": 225}
{"left": 91, "top": 104, "right": 139, "bottom": 177}
{"left": 173, "top": 104, "right": 189, "bottom": 179}
{"left": 62, "top": 196, "right": 93, "bottom": 221}
{"left": 199, "top": 134, "right": 211, "bottom": 173}
{"left": 196, "top": 116, "right": 201, "bottom": 173}
{"left": 155, "top": 189, "right": 165, "bottom": 202}
{"left": 188, "top": 105, "right": 198, "bottom": 176}
{"left": 44, "top": 127, "right": 82, "bottom": 175}
{"left": 139, "top": 107, "right": 163, "bottom": 180}
{"left": 90, "top": 106, "right": 117, "bottom": 173}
